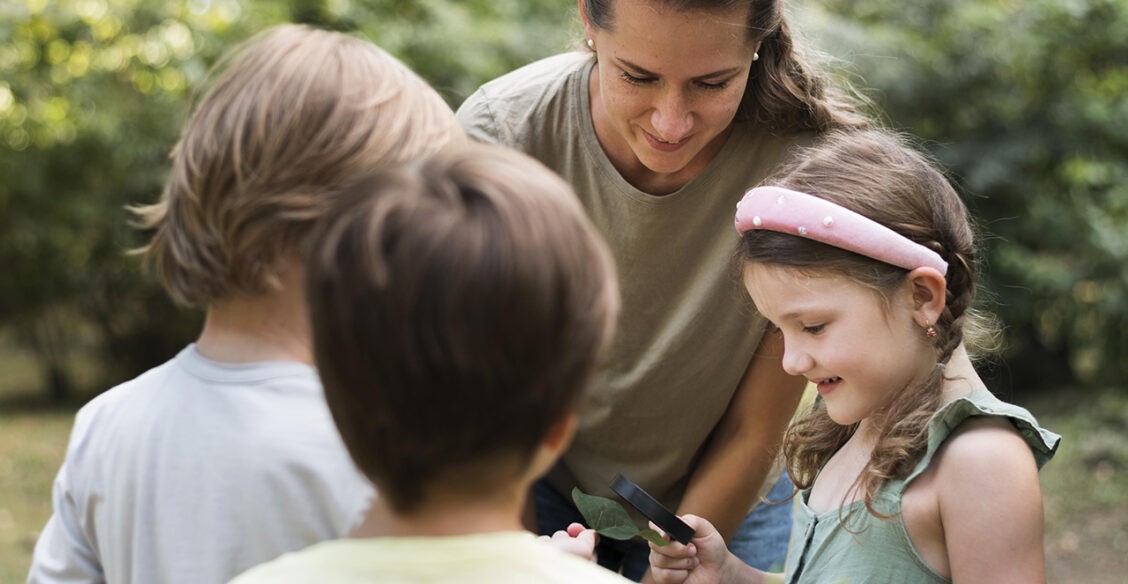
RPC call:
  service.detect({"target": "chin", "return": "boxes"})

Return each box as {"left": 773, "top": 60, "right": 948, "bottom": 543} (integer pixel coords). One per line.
{"left": 825, "top": 408, "right": 862, "bottom": 426}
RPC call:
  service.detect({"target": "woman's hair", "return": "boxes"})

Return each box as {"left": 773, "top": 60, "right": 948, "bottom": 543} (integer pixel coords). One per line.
{"left": 131, "top": 24, "right": 463, "bottom": 308}
{"left": 739, "top": 129, "right": 1000, "bottom": 517}
{"left": 581, "top": 0, "right": 870, "bottom": 132}
{"left": 307, "top": 144, "right": 620, "bottom": 514}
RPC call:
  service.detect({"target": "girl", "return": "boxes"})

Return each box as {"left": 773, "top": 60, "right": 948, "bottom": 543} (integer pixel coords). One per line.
{"left": 648, "top": 129, "right": 1060, "bottom": 583}
{"left": 457, "top": 1, "right": 870, "bottom": 576}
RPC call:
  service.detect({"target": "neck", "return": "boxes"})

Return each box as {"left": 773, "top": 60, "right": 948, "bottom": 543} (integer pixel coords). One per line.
{"left": 855, "top": 343, "right": 983, "bottom": 441}
{"left": 937, "top": 344, "right": 984, "bottom": 403}
{"left": 195, "top": 260, "right": 312, "bottom": 365}
{"left": 351, "top": 485, "right": 528, "bottom": 539}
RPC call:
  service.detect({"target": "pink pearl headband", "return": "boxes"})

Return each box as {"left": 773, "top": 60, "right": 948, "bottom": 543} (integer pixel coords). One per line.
{"left": 734, "top": 186, "right": 949, "bottom": 275}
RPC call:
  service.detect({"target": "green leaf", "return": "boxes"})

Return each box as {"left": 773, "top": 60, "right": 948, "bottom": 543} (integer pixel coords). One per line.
{"left": 637, "top": 528, "right": 670, "bottom": 547}
{"left": 571, "top": 487, "right": 669, "bottom": 546}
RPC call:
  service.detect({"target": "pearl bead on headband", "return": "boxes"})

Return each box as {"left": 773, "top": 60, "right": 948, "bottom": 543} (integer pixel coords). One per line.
{"left": 734, "top": 186, "right": 949, "bottom": 275}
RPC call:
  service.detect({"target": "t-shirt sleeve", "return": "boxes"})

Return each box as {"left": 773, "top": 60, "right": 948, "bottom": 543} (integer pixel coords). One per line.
{"left": 455, "top": 87, "right": 506, "bottom": 146}
{"left": 27, "top": 419, "right": 105, "bottom": 584}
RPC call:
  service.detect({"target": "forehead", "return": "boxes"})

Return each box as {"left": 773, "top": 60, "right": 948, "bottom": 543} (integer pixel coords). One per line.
{"left": 742, "top": 264, "right": 879, "bottom": 319}
{"left": 601, "top": 1, "right": 754, "bottom": 63}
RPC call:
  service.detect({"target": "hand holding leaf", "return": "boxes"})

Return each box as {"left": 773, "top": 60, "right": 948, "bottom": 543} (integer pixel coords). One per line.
{"left": 571, "top": 487, "right": 670, "bottom": 546}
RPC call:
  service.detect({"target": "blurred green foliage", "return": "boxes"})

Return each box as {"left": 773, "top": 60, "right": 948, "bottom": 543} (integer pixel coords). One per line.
{"left": 0, "top": 0, "right": 576, "bottom": 398}
{"left": 807, "top": 0, "right": 1128, "bottom": 389}
{"left": 0, "top": 0, "right": 1124, "bottom": 398}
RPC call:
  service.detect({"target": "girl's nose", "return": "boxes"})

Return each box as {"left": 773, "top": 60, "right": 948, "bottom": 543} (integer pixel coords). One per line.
{"left": 781, "top": 344, "right": 814, "bottom": 377}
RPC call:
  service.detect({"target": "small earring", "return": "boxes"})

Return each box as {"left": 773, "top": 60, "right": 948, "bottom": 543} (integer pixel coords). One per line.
{"left": 925, "top": 324, "right": 937, "bottom": 338}
{"left": 587, "top": 38, "right": 595, "bottom": 50}
{"left": 752, "top": 51, "right": 759, "bottom": 62}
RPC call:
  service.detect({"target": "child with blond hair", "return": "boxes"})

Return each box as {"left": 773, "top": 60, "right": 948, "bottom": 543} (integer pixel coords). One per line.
{"left": 29, "top": 24, "right": 463, "bottom": 584}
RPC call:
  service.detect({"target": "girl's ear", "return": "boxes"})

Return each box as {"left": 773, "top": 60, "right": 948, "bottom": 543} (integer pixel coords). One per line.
{"left": 908, "top": 266, "right": 947, "bottom": 327}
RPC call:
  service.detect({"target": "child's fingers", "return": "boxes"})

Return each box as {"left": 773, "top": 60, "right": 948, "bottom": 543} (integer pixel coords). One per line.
{"left": 649, "top": 546, "right": 700, "bottom": 570}
{"left": 648, "top": 565, "right": 693, "bottom": 584}
{"left": 565, "top": 522, "right": 587, "bottom": 537}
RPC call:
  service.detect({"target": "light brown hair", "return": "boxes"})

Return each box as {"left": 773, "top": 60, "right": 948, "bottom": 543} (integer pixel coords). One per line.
{"left": 580, "top": 0, "right": 871, "bottom": 132}
{"left": 132, "top": 24, "right": 464, "bottom": 307}
{"left": 739, "top": 129, "right": 999, "bottom": 517}
{"left": 307, "top": 143, "right": 620, "bottom": 514}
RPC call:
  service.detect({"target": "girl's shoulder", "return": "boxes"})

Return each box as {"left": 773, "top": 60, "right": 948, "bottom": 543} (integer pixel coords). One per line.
{"left": 911, "top": 387, "right": 1060, "bottom": 482}
{"left": 932, "top": 414, "right": 1040, "bottom": 486}
{"left": 923, "top": 409, "right": 1052, "bottom": 580}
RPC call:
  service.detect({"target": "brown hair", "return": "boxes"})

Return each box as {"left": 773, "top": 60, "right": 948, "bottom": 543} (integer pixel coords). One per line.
{"left": 306, "top": 143, "right": 620, "bottom": 514}
{"left": 739, "top": 129, "right": 999, "bottom": 517}
{"left": 131, "top": 24, "right": 464, "bottom": 307}
{"left": 580, "top": 0, "right": 870, "bottom": 132}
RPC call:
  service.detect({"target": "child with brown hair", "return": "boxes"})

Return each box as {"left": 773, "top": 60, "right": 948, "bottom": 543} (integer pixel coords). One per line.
{"left": 648, "top": 129, "right": 1060, "bottom": 583}
{"left": 29, "top": 24, "right": 463, "bottom": 584}
{"left": 231, "top": 143, "right": 630, "bottom": 583}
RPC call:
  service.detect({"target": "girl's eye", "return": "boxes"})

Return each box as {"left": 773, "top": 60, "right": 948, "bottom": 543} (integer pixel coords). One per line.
{"left": 620, "top": 71, "right": 654, "bottom": 85}
{"left": 802, "top": 324, "right": 825, "bottom": 335}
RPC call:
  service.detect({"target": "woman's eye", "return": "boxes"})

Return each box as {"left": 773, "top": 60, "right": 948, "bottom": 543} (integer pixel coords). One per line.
{"left": 802, "top": 324, "right": 825, "bottom": 334}
{"left": 696, "top": 80, "right": 729, "bottom": 90}
{"left": 620, "top": 71, "right": 654, "bottom": 85}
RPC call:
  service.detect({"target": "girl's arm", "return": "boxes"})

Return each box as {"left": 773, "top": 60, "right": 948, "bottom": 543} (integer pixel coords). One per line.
{"left": 676, "top": 331, "right": 806, "bottom": 540}
{"left": 938, "top": 417, "right": 1046, "bottom": 583}
{"left": 649, "top": 515, "right": 779, "bottom": 584}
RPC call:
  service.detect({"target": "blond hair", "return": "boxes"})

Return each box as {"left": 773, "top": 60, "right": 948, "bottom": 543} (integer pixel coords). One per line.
{"left": 132, "top": 24, "right": 464, "bottom": 307}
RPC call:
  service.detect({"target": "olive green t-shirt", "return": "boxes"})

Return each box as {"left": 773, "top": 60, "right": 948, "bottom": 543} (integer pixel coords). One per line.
{"left": 457, "top": 52, "right": 811, "bottom": 515}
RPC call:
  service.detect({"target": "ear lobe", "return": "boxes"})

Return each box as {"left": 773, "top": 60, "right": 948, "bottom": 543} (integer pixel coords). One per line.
{"left": 907, "top": 266, "right": 947, "bottom": 325}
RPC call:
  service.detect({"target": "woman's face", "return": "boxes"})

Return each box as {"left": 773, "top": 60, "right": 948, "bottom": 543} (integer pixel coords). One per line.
{"left": 585, "top": 0, "right": 757, "bottom": 193}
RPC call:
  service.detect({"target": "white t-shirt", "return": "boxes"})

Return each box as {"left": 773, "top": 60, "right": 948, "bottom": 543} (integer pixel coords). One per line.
{"left": 28, "top": 345, "right": 374, "bottom": 584}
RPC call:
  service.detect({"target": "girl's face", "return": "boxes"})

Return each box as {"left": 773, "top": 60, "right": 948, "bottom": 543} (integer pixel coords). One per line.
{"left": 743, "top": 263, "right": 937, "bottom": 428}
{"left": 585, "top": 0, "right": 757, "bottom": 193}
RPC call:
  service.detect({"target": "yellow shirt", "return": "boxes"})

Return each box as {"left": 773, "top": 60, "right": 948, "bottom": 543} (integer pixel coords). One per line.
{"left": 230, "top": 531, "right": 633, "bottom": 584}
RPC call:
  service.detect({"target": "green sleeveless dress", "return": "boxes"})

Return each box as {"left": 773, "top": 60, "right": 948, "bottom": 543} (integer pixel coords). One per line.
{"left": 783, "top": 388, "right": 1061, "bottom": 583}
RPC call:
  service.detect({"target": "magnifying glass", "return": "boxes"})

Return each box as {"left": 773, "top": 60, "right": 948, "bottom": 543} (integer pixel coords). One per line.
{"left": 610, "top": 473, "right": 696, "bottom": 545}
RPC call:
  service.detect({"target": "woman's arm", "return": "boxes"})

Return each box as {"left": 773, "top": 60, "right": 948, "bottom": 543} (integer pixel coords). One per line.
{"left": 939, "top": 417, "right": 1046, "bottom": 583}
{"left": 677, "top": 331, "right": 806, "bottom": 540}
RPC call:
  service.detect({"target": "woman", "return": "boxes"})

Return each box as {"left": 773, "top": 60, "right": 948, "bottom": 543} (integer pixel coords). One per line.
{"left": 456, "top": 0, "right": 868, "bottom": 579}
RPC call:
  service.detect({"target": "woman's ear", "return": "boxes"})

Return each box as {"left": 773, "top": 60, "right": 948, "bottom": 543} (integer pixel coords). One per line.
{"left": 578, "top": 0, "right": 593, "bottom": 37}
{"left": 908, "top": 266, "right": 947, "bottom": 327}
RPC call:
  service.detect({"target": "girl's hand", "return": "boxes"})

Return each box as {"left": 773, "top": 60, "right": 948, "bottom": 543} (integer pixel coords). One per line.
{"left": 539, "top": 522, "right": 598, "bottom": 562}
{"left": 648, "top": 515, "right": 765, "bottom": 584}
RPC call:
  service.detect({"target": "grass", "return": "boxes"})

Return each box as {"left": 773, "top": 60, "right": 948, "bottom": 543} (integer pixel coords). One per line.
{"left": 0, "top": 343, "right": 1125, "bottom": 583}
{"left": 0, "top": 411, "right": 73, "bottom": 584}
{"left": 1027, "top": 388, "right": 1128, "bottom": 583}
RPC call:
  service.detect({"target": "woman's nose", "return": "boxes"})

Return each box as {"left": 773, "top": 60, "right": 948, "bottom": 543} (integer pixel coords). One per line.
{"left": 650, "top": 90, "right": 691, "bottom": 142}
